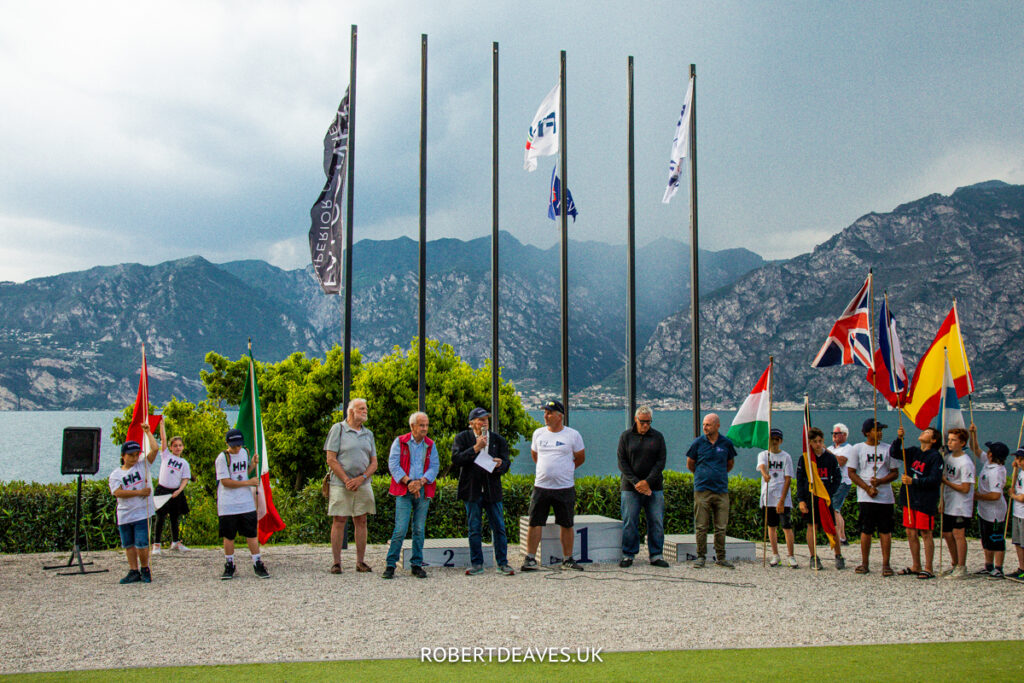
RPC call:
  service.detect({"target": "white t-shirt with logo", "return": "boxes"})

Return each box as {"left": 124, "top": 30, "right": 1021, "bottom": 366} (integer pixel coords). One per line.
{"left": 108, "top": 461, "right": 155, "bottom": 525}
{"left": 532, "top": 425, "right": 585, "bottom": 490}
{"left": 1014, "top": 467, "right": 1024, "bottom": 519}
{"left": 831, "top": 442, "right": 854, "bottom": 485}
{"left": 757, "top": 449, "right": 793, "bottom": 507}
{"left": 215, "top": 449, "right": 257, "bottom": 516}
{"left": 157, "top": 449, "right": 192, "bottom": 489}
{"left": 847, "top": 442, "right": 898, "bottom": 504}
{"left": 942, "top": 452, "right": 976, "bottom": 518}
{"left": 976, "top": 461, "right": 1007, "bottom": 523}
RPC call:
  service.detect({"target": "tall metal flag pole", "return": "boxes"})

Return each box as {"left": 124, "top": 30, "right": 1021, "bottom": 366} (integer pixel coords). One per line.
{"left": 418, "top": 34, "right": 428, "bottom": 413}
{"left": 491, "top": 42, "right": 500, "bottom": 432}
{"left": 626, "top": 56, "right": 637, "bottom": 428}
{"left": 952, "top": 298, "right": 974, "bottom": 425}
{"left": 688, "top": 64, "right": 700, "bottom": 437}
{"left": 868, "top": 270, "right": 879, "bottom": 469}
{"left": 559, "top": 50, "right": 570, "bottom": 424}
{"left": 343, "top": 25, "right": 358, "bottom": 409}
{"left": 763, "top": 355, "right": 774, "bottom": 567}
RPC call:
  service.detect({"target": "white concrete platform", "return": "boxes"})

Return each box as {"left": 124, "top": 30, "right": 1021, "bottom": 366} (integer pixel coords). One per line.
{"left": 664, "top": 534, "right": 756, "bottom": 563}
{"left": 519, "top": 514, "right": 622, "bottom": 565}
{"left": 400, "top": 537, "right": 494, "bottom": 569}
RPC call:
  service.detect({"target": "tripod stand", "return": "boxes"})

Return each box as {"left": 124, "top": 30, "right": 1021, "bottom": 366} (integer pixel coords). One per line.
{"left": 43, "top": 474, "right": 108, "bottom": 576}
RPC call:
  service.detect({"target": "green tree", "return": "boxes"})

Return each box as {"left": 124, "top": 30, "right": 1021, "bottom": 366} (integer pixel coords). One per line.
{"left": 111, "top": 398, "right": 229, "bottom": 494}
{"left": 201, "top": 346, "right": 361, "bottom": 491}
{"left": 350, "top": 338, "right": 540, "bottom": 476}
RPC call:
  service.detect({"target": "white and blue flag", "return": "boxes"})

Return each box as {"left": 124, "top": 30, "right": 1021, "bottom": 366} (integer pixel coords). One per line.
{"left": 662, "top": 76, "right": 694, "bottom": 204}
{"left": 548, "top": 166, "right": 577, "bottom": 222}
{"left": 524, "top": 83, "right": 559, "bottom": 172}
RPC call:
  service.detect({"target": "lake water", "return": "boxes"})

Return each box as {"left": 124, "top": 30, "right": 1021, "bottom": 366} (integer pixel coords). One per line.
{"left": 1, "top": 408, "right": 1020, "bottom": 484}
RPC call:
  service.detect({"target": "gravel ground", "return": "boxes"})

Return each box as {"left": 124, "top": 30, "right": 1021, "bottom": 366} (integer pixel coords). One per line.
{"left": 1, "top": 539, "right": 1022, "bottom": 674}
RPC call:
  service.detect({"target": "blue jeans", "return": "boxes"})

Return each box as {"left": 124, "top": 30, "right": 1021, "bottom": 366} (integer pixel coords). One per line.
{"left": 118, "top": 519, "right": 149, "bottom": 548}
{"left": 621, "top": 489, "right": 665, "bottom": 561}
{"left": 386, "top": 494, "right": 431, "bottom": 568}
{"left": 833, "top": 483, "right": 852, "bottom": 512}
{"left": 465, "top": 499, "right": 508, "bottom": 567}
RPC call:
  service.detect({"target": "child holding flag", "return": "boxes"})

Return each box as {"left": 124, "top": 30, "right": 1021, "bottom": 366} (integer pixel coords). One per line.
{"left": 215, "top": 428, "right": 270, "bottom": 580}
{"left": 797, "top": 427, "right": 844, "bottom": 570}
{"left": 1008, "top": 449, "right": 1024, "bottom": 583}
{"left": 968, "top": 433, "right": 1008, "bottom": 579}
{"left": 891, "top": 425, "right": 943, "bottom": 579}
{"left": 151, "top": 420, "right": 191, "bottom": 555}
{"left": 941, "top": 427, "right": 975, "bottom": 579}
{"left": 109, "top": 423, "right": 159, "bottom": 584}
{"left": 757, "top": 428, "right": 797, "bottom": 568}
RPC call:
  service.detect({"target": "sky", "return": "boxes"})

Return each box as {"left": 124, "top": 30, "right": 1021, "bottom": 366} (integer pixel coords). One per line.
{"left": 2, "top": 0, "right": 1023, "bottom": 282}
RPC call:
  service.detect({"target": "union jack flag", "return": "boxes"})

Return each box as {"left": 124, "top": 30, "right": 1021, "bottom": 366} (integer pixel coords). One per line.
{"left": 811, "top": 273, "right": 874, "bottom": 368}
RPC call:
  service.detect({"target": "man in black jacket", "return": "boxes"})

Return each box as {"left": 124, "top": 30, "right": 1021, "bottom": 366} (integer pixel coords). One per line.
{"left": 892, "top": 425, "right": 943, "bottom": 579}
{"left": 618, "top": 406, "right": 668, "bottom": 568}
{"left": 451, "top": 407, "right": 513, "bottom": 576}
{"left": 797, "top": 427, "right": 845, "bottom": 570}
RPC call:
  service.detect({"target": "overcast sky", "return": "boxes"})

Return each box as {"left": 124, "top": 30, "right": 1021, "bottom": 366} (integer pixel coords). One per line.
{"left": 2, "top": 1, "right": 1022, "bottom": 282}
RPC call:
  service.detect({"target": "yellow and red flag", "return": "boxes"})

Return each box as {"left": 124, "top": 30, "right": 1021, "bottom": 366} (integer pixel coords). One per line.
{"left": 902, "top": 304, "right": 973, "bottom": 429}
{"left": 802, "top": 404, "right": 837, "bottom": 551}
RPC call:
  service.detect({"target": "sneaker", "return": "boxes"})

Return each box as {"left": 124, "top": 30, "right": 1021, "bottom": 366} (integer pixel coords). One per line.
{"left": 769, "top": 554, "right": 781, "bottom": 567}
{"left": 715, "top": 559, "right": 735, "bottom": 569}
{"left": 840, "top": 538, "right": 850, "bottom": 546}
{"left": 650, "top": 559, "right": 670, "bottom": 568}
{"left": 520, "top": 556, "right": 539, "bottom": 572}
{"left": 382, "top": 566, "right": 395, "bottom": 580}
{"left": 940, "top": 567, "right": 955, "bottom": 577}
{"left": 692, "top": 556, "right": 706, "bottom": 568}
{"left": 150, "top": 544, "right": 162, "bottom": 556}
{"left": 974, "top": 566, "right": 994, "bottom": 576}
{"left": 171, "top": 542, "right": 190, "bottom": 552}
{"left": 498, "top": 564, "right": 515, "bottom": 576}
{"left": 786, "top": 556, "right": 799, "bottom": 569}
{"left": 619, "top": 557, "right": 634, "bottom": 568}
{"left": 220, "top": 562, "right": 236, "bottom": 580}
{"left": 411, "top": 565, "right": 428, "bottom": 579}
{"left": 944, "top": 566, "right": 965, "bottom": 580}
{"left": 1009, "top": 569, "right": 1024, "bottom": 582}
{"left": 811, "top": 556, "right": 825, "bottom": 571}
{"left": 119, "top": 569, "right": 141, "bottom": 584}
{"left": 254, "top": 560, "right": 270, "bottom": 579}
{"left": 561, "top": 558, "right": 584, "bottom": 571}
{"left": 988, "top": 568, "right": 1005, "bottom": 580}
{"left": 465, "top": 565, "right": 485, "bottom": 576}
{"left": 140, "top": 567, "right": 152, "bottom": 583}
{"left": 835, "top": 556, "right": 846, "bottom": 571}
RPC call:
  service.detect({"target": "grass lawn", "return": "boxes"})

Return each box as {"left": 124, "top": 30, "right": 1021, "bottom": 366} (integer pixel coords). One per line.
{"left": 9, "top": 641, "right": 1023, "bottom": 681}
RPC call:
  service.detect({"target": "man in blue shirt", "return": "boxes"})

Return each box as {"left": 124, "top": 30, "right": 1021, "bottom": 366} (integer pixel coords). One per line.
{"left": 383, "top": 412, "right": 439, "bottom": 579}
{"left": 686, "top": 413, "right": 736, "bottom": 568}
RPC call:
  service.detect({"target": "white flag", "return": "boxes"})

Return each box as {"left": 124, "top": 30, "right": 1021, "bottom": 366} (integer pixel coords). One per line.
{"left": 662, "top": 77, "right": 694, "bottom": 203}
{"left": 524, "top": 83, "right": 560, "bottom": 172}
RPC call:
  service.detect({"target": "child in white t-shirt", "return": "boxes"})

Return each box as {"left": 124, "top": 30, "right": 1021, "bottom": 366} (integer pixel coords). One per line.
{"left": 941, "top": 427, "right": 975, "bottom": 579}
{"left": 215, "top": 428, "right": 269, "bottom": 580}
{"left": 969, "top": 427, "right": 1008, "bottom": 579}
{"left": 1008, "top": 449, "right": 1024, "bottom": 582}
{"left": 108, "top": 423, "right": 159, "bottom": 584}
{"left": 757, "top": 428, "right": 797, "bottom": 568}
{"left": 152, "top": 420, "right": 192, "bottom": 555}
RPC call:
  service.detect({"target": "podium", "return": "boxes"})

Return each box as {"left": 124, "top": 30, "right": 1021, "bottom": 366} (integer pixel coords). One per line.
{"left": 400, "top": 538, "right": 494, "bottom": 569}
{"left": 664, "top": 534, "right": 756, "bottom": 563}
{"left": 519, "top": 515, "right": 622, "bottom": 565}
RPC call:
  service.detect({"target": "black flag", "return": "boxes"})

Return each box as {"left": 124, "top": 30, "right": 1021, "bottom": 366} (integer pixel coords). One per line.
{"left": 309, "top": 89, "right": 349, "bottom": 295}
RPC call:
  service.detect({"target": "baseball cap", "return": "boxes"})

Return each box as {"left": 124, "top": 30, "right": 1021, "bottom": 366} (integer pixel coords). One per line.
{"left": 468, "top": 407, "right": 490, "bottom": 421}
{"left": 984, "top": 441, "right": 1009, "bottom": 461}
{"left": 541, "top": 399, "right": 565, "bottom": 414}
{"left": 861, "top": 418, "right": 888, "bottom": 434}
{"left": 225, "top": 428, "right": 245, "bottom": 446}
{"left": 121, "top": 440, "right": 142, "bottom": 455}
{"left": 769, "top": 428, "right": 783, "bottom": 439}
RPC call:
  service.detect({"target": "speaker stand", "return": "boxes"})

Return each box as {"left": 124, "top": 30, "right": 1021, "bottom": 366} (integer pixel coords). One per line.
{"left": 43, "top": 475, "right": 109, "bottom": 575}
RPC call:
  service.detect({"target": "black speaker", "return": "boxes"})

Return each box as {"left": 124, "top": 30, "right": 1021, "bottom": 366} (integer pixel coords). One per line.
{"left": 61, "top": 427, "right": 102, "bottom": 475}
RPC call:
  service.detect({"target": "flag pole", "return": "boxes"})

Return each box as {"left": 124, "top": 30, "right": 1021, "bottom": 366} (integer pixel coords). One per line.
{"left": 938, "top": 345, "right": 949, "bottom": 574}
{"left": 688, "top": 63, "right": 701, "bottom": 439}
{"left": 887, "top": 292, "right": 910, "bottom": 509}
{"left": 417, "top": 34, "right": 428, "bottom": 413}
{"left": 247, "top": 338, "right": 261, "bottom": 541}
{"left": 804, "top": 394, "right": 817, "bottom": 572}
{"left": 141, "top": 343, "right": 153, "bottom": 559}
{"left": 868, "top": 270, "right": 879, "bottom": 477}
{"left": 952, "top": 298, "right": 974, "bottom": 426}
{"left": 490, "top": 41, "right": 500, "bottom": 432}
{"left": 559, "top": 50, "right": 570, "bottom": 424}
{"left": 342, "top": 24, "right": 357, "bottom": 410}
{"left": 626, "top": 55, "right": 637, "bottom": 429}
{"left": 763, "top": 356, "right": 774, "bottom": 567}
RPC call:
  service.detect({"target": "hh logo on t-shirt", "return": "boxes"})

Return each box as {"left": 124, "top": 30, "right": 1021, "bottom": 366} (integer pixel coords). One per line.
{"left": 768, "top": 459, "right": 785, "bottom": 472}
{"left": 864, "top": 452, "right": 886, "bottom": 465}
{"left": 945, "top": 463, "right": 958, "bottom": 477}
{"left": 231, "top": 459, "right": 247, "bottom": 473}
{"left": 122, "top": 471, "right": 141, "bottom": 487}
{"left": 167, "top": 457, "right": 184, "bottom": 471}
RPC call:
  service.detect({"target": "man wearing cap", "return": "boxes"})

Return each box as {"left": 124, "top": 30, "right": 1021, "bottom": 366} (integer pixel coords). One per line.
{"left": 383, "top": 412, "right": 439, "bottom": 579}
{"left": 846, "top": 418, "right": 899, "bottom": 576}
{"left": 686, "top": 413, "right": 737, "bottom": 568}
{"left": 215, "top": 428, "right": 269, "bottom": 579}
{"left": 618, "top": 406, "right": 668, "bottom": 568}
{"left": 521, "top": 400, "right": 586, "bottom": 572}
{"left": 325, "top": 397, "right": 377, "bottom": 574}
{"left": 452, "top": 407, "right": 514, "bottom": 576}
{"left": 830, "top": 423, "right": 854, "bottom": 545}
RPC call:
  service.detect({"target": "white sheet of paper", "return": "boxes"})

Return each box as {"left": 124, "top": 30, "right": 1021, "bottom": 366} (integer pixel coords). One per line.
{"left": 153, "top": 494, "right": 173, "bottom": 511}
{"left": 473, "top": 451, "right": 497, "bottom": 473}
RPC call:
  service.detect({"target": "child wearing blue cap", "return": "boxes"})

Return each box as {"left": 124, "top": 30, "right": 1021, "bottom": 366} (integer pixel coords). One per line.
{"left": 969, "top": 428, "right": 1009, "bottom": 578}
{"left": 215, "top": 428, "right": 269, "bottom": 580}
{"left": 1009, "top": 449, "right": 1024, "bottom": 582}
{"left": 108, "top": 423, "right": 159, "bottom": 584}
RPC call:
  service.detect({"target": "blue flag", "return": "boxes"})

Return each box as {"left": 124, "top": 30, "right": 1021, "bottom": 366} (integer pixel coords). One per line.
{"left": 548, "top": 166, "right": 577, "bottom": 222}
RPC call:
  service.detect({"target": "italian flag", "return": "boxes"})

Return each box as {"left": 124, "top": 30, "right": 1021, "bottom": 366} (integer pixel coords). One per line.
{"left": 726, "top": 364, "right": 771, "bottom": 448}
{"left": 236, "top": 346, "right": 286, "bottom": 544}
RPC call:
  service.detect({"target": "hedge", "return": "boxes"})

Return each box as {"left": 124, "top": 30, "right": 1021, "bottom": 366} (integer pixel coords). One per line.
{"left": 0, "top": 474, "right": 984, "bottom": 554}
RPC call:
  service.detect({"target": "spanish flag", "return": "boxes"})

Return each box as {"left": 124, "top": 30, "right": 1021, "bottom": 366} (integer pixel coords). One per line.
{"left": 902, "top": 304, "right": 974, "bottom": 429}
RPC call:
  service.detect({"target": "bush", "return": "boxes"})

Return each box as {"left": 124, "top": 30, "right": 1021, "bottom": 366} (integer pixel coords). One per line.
{"left": 0, "top": 476, "right": 968, "bottom": 553}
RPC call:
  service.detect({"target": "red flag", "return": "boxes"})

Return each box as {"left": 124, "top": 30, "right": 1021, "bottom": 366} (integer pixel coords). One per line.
{"left": 126, "top": 346, "right": 162, "bottom": 446}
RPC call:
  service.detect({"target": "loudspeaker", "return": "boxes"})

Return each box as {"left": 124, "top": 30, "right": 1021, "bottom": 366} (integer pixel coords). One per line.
{"left": 61, "top": 427, "right": 102, "bottom": 475}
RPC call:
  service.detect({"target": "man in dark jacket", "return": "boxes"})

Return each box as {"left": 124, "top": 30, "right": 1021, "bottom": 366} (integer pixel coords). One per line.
{"left": 797, "top": 427, "right": 845, "bottom": 570}
{"left": 618, "top": 406, "right": 668, "bottom": 568}
{"left": 451, "top": 407, "right": 513, "bottom": 576}
{"left": 891, "top": 425, "right": 943, "bottom": 579}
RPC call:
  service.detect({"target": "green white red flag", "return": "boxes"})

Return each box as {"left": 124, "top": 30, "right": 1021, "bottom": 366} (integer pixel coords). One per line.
{"left": 726, "top": 364, "right": 771, "bottom": 449}
{"left": 236, "top": 347, "right": 286, "bottom": 544}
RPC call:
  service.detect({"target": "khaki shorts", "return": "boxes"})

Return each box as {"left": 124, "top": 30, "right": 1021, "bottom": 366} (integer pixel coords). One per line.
{"left": 328, "top": 483, "right": 375, "bottom": 517}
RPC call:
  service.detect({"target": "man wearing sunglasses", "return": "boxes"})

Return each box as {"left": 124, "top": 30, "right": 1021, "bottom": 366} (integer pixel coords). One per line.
{"left": 618, "top": 406, "right": 668, "bottom": 568}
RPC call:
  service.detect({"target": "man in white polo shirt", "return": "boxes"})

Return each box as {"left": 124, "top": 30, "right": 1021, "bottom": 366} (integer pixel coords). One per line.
{"left": 830, "top": 423, "right": 854, "bottom": 545}
{"left": 520, "top": 400, "right": 586, "bottom": 572}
